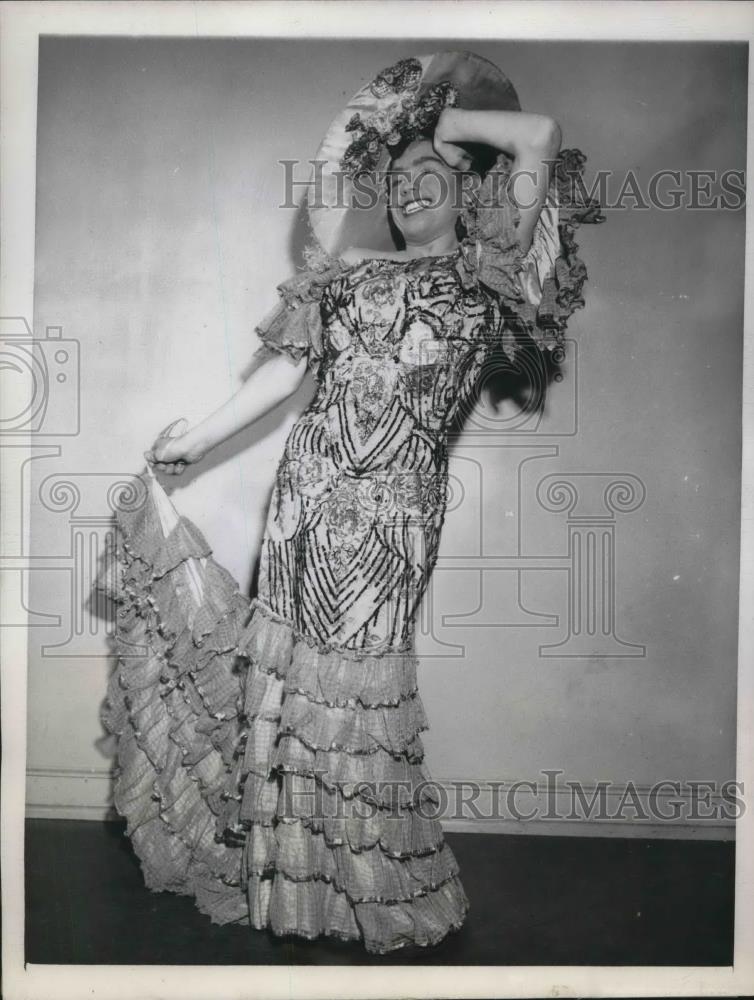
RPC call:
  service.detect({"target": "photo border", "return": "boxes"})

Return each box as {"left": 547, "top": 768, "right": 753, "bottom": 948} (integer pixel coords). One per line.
{"left": 1, "top": 2, "right": 752, "bottom": 998}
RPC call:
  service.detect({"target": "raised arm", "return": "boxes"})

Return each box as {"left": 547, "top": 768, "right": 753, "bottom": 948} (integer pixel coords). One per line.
{"left": 146, "top": 351, "right": 308, "bottom": 475}
{"left": 433, "top": 108, "right": 562, "bottom": 252}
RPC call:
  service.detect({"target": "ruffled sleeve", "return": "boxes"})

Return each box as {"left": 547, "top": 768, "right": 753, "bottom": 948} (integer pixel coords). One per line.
{"left": 254, "top": 247, "right": 351, "bottom": 375}
{"left": 459, "top": 148, "right": 604, "bottom": 353}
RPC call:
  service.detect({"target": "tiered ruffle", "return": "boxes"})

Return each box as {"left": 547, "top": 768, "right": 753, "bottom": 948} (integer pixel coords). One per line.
{"left": 100, "top": 484, "right": 469, "bottom": 953}
{"left": 458, "top": 146, "right": 605, "bottom": 354}
{"left": 100, "top": 486, "right": 250, "bottom": 925}
{"left": 253, "top": 254, "right": 350, "bottom": 376}
{"left": 220, "top": 599, "right": 469, "bottom": 953}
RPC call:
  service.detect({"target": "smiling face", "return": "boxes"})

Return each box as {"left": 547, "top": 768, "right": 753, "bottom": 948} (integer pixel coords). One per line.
{"left": 386, "top": 139, "right": 464, "bottom": 249}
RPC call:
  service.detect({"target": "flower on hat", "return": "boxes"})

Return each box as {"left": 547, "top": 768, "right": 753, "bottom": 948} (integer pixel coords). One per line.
{"left": 340, "top": 58, "right": 460, "bottom": 180}
{"left": 370, "top": 57, "right": 422, "bottom": 99}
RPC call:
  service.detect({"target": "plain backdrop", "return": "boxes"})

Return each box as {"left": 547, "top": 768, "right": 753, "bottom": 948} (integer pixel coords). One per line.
{"left": 26, "top": 37, "right": 745, "bottom": 821}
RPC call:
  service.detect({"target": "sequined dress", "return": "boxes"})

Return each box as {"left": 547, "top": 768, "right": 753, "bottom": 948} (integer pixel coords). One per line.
{"left": 101, "top": 152, "right": 598, "bottom": 954}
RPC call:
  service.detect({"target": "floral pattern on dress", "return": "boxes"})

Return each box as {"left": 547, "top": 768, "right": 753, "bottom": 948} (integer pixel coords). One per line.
{"left": 257, "top": 250, "right": 501, "bottom": 651}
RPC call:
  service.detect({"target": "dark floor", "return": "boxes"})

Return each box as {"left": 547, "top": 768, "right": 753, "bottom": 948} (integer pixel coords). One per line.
{"left": 26, "top": 820, "right": 734, "bottom": 966}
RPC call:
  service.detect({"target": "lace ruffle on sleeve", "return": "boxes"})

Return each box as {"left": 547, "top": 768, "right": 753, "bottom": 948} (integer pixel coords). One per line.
{"left": 459, "top": 148, "right": 604, "bottom": 353}
{"left": 254, "top": 248, "right": 351, "bottom": 374}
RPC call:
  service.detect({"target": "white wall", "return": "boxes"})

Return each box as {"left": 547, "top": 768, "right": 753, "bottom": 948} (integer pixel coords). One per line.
{"left": 25, "top": 38, "right": 745, "bottom": 838}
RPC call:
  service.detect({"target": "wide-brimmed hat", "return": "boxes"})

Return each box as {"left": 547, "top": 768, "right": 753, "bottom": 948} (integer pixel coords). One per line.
{"left": 308, "top": 51, "right": 521, "bottom": 257}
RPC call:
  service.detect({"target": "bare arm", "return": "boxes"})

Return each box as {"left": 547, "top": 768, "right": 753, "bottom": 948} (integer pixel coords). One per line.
{"left": 434, "top": 108, "right": 562, "bottom": 252}
{"left": 146, "top": 351, "right": 308, "bottom": 475}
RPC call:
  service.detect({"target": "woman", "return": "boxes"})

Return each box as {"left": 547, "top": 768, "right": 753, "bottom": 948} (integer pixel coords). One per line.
{"left": 103, "top": 52, "right": 599, "bottom": 955}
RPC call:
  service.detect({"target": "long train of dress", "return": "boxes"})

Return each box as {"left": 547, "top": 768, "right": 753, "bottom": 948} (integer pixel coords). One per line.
{"left": 100, "top": 473, "right": 469, "bottom": 954}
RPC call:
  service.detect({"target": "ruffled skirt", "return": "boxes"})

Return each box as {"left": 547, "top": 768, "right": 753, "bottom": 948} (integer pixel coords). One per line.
{"left": 100, "top": 489, "right": 469, "bottom": 954}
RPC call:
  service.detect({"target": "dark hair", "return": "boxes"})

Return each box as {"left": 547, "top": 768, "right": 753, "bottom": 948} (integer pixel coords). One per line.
{"left": 386, "top": 129, "right": 499, "bottom": 175}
